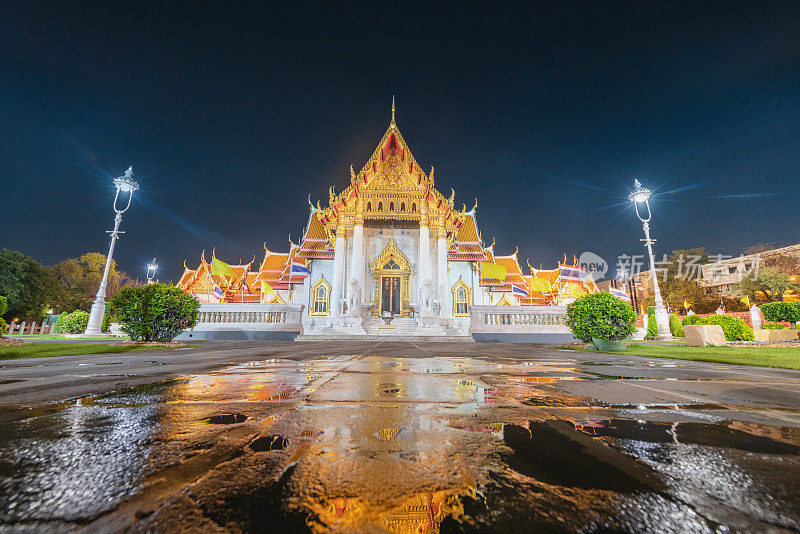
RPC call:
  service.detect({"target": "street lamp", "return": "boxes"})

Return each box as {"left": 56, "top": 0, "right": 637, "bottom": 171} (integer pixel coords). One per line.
{"left": 628, "top": 179, "right": 671, "bottom": 339}
{"left": 146, "top": 258, "right": 158, "bottom": 284}
{"left": 83, "top": 167, "right": 139, "bottom": 335}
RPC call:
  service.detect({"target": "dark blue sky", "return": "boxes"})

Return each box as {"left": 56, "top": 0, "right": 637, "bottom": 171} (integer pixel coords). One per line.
{"left": 2, "top": 2, "right": 798, "bottom": 281}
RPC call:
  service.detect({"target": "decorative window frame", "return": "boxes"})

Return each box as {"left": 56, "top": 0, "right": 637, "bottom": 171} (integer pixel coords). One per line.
{"left": 452, "top": 276, "right": 472, "bottom": 317}
{"left": 310, "top": 276, "right": 332, "bottom": 316}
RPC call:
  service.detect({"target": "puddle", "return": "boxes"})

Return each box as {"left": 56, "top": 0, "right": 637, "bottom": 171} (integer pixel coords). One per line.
{"left": 1, "top": 355, "right": 799, "bottom": 532}
{"left": 249, "top": 435, "right": 288, "bottom": 451}
{"left": 205, "top": 413, "right": 248, "bottom": 424}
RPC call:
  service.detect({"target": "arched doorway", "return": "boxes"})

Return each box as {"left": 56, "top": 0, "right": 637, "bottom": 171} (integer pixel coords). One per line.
{"left": 370, "top": 238, "right": 412, "bottom": 317}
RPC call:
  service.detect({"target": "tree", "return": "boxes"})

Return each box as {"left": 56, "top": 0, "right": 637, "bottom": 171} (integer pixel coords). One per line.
{"left": 0, "top": 249, "right": 60, "bottom": 321}
{"left": 51, "top": 253, "right": 122, "bottom": 312}
{"left": 740, "top": 267, "right": 799, "bottom": 302}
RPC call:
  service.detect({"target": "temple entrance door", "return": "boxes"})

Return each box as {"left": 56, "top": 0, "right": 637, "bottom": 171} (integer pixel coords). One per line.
{"left": 381, "top": 276, "right": 401, "bottom": 315}
{"left": 371, "top": 238, "right": 411, "bottom": 318}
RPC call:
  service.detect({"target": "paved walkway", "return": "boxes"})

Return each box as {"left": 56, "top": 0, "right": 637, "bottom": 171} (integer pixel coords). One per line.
{"left": 2, "top": 341, "right": 800, "bottom": 416}
{"left": 1, "top": 341, "right": 799, "bottom": 532}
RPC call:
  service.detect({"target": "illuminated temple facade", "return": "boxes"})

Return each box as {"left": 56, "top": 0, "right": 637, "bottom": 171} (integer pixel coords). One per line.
{"left": 177, "top": 104, "right": 596, "bottom": 338}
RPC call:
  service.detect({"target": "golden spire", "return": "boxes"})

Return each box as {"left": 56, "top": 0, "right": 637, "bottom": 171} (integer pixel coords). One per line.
{"left": 390, "top": 95, "right": 396, "bottom": 128}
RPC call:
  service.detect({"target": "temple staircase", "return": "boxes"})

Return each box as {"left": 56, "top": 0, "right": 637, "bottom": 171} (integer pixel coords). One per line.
{"left": 295, "top": 317, "right": 474, "bottom": 342}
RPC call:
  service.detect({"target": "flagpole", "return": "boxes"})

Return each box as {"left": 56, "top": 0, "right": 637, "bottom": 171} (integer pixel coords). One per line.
{"left": 207, "top": 260, "right": 211, "bottom": 303}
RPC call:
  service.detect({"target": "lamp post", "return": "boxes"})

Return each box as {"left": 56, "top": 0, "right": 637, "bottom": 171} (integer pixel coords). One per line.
{"left": 146, "top": 258, "right": 158, "bottom": 284}
{"left": 83, "top": 167, "right": 139, "bottom": 335}
{"left": 628, "top": 180, "right": 671, "bottom": 339}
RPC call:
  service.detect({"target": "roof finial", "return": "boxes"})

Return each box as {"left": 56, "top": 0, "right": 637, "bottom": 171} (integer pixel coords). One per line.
{"left": 390, "top": 95, "right": 396, "bottom": 128}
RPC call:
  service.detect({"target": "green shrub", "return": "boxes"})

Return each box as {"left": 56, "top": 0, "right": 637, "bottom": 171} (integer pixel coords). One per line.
{"left": 112, "top": 284, "right": 200, "bottom": 342}
{"left": 761, "top": 301, "right": 800, "bottom": 328}
{"left": 566, "top": 292, "right": 636, "bottom": 343}
{"left": 101, "top": 303, "right": 115, "bottom": 333}
{"left": 696, "top": 314, "right": 754, "bottom": 341}
{"left": 682, "top": 314, "right": 703, "bottom": 326}
{"left": 761, "top": 322, "right": 788, "bottom": 330}
{"left": 647, "top": 306, "right": 655, "bottom": 316}
{"left": 647, "top": 314, "right": 657, "bottom": 338}
{"left": 57, "top": 310, "right": 90, "bottom": 334}
{"left": 53, "top": 313, "right": 67, "bottom": 333}
{"left": 0, "top": 296, "right": 7, "bottom": 337}
{"left": 669, "top": 314, "right": 684, "bottom": 337}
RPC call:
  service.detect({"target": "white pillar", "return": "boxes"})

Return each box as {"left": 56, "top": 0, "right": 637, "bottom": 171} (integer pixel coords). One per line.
{"left": 331, "top": 225, "right": 346, "bottom": 317}
{"left": 437, "top": 233, "right": 449, "bottom": 317}
{"left": 351, "top": 222, "right": 365, "bottom": 308}
{"left": 419, "top": 224, "right": 430, "bottom": 293}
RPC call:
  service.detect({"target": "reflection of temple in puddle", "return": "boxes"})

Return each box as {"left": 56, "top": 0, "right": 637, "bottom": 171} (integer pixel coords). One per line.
{"left": 315, "top": 489, "right": 474, "bottom": 534}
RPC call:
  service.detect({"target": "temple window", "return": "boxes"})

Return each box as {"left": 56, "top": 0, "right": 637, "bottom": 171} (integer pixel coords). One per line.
{"left": 367, "top": 201, "right": 372, "bottom": 211}
{"left": 389, "top": 201, "right": 395, "bottom": 211}
{"left": 310, "top": 276, "right": 331, "bottom": 316}
{"left": 452, "top": 277, "right": 471, "bottom": 317}
{"left": 378, "top": 201, "right": 383, "bottom": 211}
{"left": 400, "top": 202, "right": 405, "bottom": 212}
{"left": 411, "top": 203, "right": 417, "bottom": 213}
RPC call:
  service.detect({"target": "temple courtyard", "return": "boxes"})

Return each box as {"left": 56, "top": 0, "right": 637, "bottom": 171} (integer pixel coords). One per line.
{"left": 1, "top": 341, "right": 799, "bottom": 532}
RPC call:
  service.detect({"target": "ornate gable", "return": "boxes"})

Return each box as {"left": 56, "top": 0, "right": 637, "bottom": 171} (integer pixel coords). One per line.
{"left": 316, "top": 101, "right": 467, "bottom": 236}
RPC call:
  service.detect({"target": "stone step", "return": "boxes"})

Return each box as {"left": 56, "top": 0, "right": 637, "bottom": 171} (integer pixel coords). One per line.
{"left": 295, "top": 334, "right": 474, "bottom": 342}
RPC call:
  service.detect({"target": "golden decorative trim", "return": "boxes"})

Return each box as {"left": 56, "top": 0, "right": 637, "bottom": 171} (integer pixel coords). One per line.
{"left": 310, "top": 276, "right": 332, "bottom": 316}
{"left": 452, "top": 276, "right": 472, "bottom": 317}
{"left": 370, "top": 238, "right": 412, "bottom": 318}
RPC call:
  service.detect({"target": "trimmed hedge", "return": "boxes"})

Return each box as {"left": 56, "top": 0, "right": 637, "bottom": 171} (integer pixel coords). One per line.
{"left": 112, "top": 284, "right": 199, "bottom": 342}
{"left": 566, "top": 292, "right": 636, "bottom": 342}
{"left": 646, "top": 314, "right": 657, "bottom": 338}
{"left": 695, "top": 314, "right": 754, "bottom": 341}
{"left": 761, "top": 301, "right": 800, "bottom": 328}
{"left": 53, "top": 310, "right": 90, "bottom": 334}
{"left": 669, "top": 314, "right": 684, "bottom": 337}
{"left": 761, "top": 322, "right": 788, "bottom": 330}
{"left": 0, "top": 296, "right": 7, "bottom": 337}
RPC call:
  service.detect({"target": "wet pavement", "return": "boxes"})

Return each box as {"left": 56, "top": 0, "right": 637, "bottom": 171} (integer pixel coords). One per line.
{"left": 1, "top": 343, "right": 799, "bottom": 532}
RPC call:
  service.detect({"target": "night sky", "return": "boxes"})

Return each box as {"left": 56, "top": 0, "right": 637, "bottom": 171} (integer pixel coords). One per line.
{"left": 2, "top": 2, "right": 798, "bottom": 282}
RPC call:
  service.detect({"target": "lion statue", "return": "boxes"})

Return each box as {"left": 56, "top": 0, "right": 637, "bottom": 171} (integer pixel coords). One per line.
{"left": 345, "top": 277, "right": 361, "bottom": 316}
{"left": 419, "top": 279, "right": 435, "bottom": 315}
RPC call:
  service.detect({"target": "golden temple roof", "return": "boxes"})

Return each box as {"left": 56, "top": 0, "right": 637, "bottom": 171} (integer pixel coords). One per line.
{"left": 317, "top": 102, "right": 467, "bottom": 236}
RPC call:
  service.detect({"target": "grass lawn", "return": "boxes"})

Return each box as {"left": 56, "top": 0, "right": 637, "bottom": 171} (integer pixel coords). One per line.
{"left": 600, "top": 343, "right": 800, "bottom": 370}
{"left": 9, "top": 334, "right": 128, "bottom": 340}
{"left": 0, "top": 343, "right": 167, "bottom": 360}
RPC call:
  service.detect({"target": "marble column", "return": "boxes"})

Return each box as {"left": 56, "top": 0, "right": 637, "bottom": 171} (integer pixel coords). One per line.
{"left": 331, "top": 223, "right": 346, "bottom": 317}
{"left": 437, "top": 215, "right": 449, "bottom": 317}
{"left": 418, "top": 203, "right": 431, "bottom": 299}
{"left": 350, "top": 199, "right": 365, "bottom": 311}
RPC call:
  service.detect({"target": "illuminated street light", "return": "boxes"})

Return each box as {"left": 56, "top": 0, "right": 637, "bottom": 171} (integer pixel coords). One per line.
{"left": 84, "top": 167, "right": 139, "bottom": 335}
{"left": 629, "top": 180, "right": 671, "bottom": 339}
{"left": 146, "top": 258, "right": 158, "bottom": 284}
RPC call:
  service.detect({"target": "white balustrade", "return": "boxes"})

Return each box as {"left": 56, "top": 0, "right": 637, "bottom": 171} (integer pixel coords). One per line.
{"left": 191, "top": 303, "right": 303, "bottom": 332}
{"left": 469, "top": 305, "right": 569, "bottom": 334}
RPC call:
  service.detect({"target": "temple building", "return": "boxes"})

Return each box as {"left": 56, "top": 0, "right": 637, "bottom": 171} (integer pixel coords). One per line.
{"left": 177, "top": 102, "right": 597, "bottom": 339}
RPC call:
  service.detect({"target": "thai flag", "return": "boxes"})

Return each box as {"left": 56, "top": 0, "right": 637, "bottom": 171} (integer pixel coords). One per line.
{"left": 242, "top": 279, "right": 252, "bottom": 295}
{"left": 559, "top": 263, "right": 586, "bottom": 282}
{"left": 213, "top": 284, "right": 224, "bottom": 300}
{"left": 512, "top": 284, "right": 529, "bottom": 298}
{"left": 290, "top": 261, "right": 311, "bottom": 277}
{"left": 608, "top": 287, "right": 630, "bottom": 301}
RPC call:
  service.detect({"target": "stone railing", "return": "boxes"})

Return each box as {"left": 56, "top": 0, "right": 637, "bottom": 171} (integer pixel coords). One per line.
{"left": 191, "top": 303, "right": 304, "bottom": 331}
{"left": 469, "top": 305, "right": 570, "bottom": 333}
{"left": 7, "top": 321, "right": 56, "bottom": 335}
